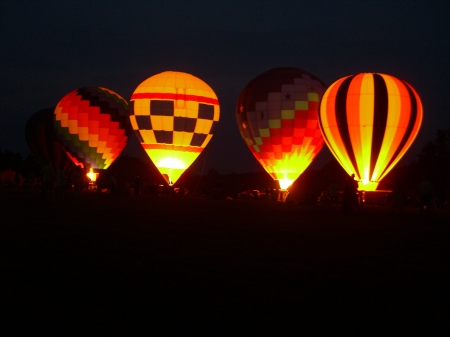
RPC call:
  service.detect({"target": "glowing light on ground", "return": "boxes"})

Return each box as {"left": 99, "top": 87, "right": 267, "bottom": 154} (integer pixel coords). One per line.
{"left": 87, "top": 168, "right": 98, "bottom": 182}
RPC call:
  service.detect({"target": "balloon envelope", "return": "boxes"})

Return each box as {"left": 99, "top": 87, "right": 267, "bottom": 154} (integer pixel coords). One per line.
{"left": 53, "top": 87, "right": 132, "bottom": 170}
{"left": 318, "top": 73, "right": 423, "bottom": 191}
{"left": 25, "top": 107, "right": 75, "bottom": 173}
{"left": 129, "top": 71, "right": 220, "bottom": 185}
{"left": 236, "top": 67, "right": 326, "bottom": 189}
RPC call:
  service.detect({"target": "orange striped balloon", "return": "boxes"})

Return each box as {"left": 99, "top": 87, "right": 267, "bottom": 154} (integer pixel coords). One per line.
{"left": 318, "top": 73, "right": 423, "bottom": 191}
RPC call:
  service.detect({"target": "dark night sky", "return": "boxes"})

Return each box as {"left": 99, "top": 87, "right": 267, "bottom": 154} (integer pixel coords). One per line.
{"left": 2, "top": 1, "right": 449, "bottom": 174}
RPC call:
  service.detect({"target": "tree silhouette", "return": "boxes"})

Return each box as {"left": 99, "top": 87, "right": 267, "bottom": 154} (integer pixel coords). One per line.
{"left": 417, "top": 129, "right": 450, "bottom": 207}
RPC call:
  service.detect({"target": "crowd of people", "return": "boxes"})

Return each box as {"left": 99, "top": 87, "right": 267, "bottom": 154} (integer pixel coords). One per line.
{"left": 314, "top": 174, "right": 438, "bottom": 217}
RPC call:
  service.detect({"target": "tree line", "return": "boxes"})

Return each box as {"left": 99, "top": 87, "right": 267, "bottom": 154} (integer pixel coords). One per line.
{"left": 1, "top": 129, "right": 449, "bottom": 205}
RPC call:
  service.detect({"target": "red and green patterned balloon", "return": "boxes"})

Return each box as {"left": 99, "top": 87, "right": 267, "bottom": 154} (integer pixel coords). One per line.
{"left": 53, "top": 87, "right": 132, "bottom": 169}
{"left": 236, "top": 67, "right": 326, "bottom": 189}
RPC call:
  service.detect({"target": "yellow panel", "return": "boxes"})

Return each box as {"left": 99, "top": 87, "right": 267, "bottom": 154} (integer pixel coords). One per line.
{"left": 161, "top": 116, "right": 174, "bottom": 131}
{"left": 173, "top": 131, "right": 184, "bottom": 145}
{"left": 130, "top": 116, "right": 139, "bottom": 130}
{"left": 140, "top": 130, "right": 157, "bottom": 144}
{"left": 186, "top": 104, "right": 198, "bottom": 118}
{"left": 325, "top": 126, "right": 354, "bottom": 176}
{"left": 195, "top": 119, "right": 213, "bottom": 134}
{"left": 181, "top": 132, "right": 193, "bottom": 146}
{"left": 371, "top": 75, "right": 402, "bottom": 180}
{"left": 150, "top": 116, "right": 162, "bottom": 130}
{"left": 213, "top": 106, "right": 220, "bottom": 121}
{"left": 194, "top": 119, "right": 206, "bottom": 133}
{"left": 185, "top": 100, "right": 198, "bottom": 110}
{"left": 346, "top": 75, "right": 364, "bottom": 179}
{"left": 356, "top": 74, "right": 374, "bottom": 182}
{"left": 174, "top": 108, "right": 187, "bottom": 117}
{"left": 133, "top": 99, "right": 150, "bottom": 115}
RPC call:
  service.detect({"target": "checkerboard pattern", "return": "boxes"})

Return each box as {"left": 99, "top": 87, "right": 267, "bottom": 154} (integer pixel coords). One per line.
{"left": 131, "top": 100, "right": 216, "bottom": 148}
{"left": 53, "top": 87, "right": 131, "bottom": 169}
{"left": 129, "top": 71, "right": 220, "bottom": 185}
{"left": 130, "top": 72, "right": 220, "bottom": 152}
{"left": 236, "top": 68, "right": 326, "bottom": 184}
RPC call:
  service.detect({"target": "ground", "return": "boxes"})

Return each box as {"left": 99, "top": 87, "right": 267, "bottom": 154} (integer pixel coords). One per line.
{"left": 1, "top": 187, "right": 450, "bottom": 335}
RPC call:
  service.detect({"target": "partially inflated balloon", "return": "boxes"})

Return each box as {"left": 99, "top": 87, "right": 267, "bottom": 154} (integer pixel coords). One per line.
{"left": 318, "top": 73, "right": 423, "bottom": 191}
{"left": 130, "top": 71, "right": 220, "bottom": 185}
{"left": 236, "top": 67, "right": 326, "bottom": 189}
{"left": 53, "top": 87, "right": 132, "bottom": 170}
{"left": 25, "top": 107, "right": 75, "bottom": 173}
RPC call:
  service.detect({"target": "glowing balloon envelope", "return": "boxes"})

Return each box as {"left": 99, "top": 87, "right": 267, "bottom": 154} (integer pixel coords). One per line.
{"left": 236, "top": 67, "right": 326, "bottom": 190}
{"left": 318, "top": 72, "right": 423, "bottom": 191}
{"left": 25, "top": 107, "right": 75, "bottom": 173}
{"left": 53, "top": 87, "right": 132, "bottom": 170}
{"left": 129, "top": 71, "right": 220, "bottom": 185}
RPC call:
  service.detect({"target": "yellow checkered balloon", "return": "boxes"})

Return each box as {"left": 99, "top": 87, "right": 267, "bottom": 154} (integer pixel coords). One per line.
{"left": 130, "top": 71, "right": 220, "bottom": 185}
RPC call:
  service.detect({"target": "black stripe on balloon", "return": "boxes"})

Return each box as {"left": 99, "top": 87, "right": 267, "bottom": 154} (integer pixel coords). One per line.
{"left": 335, "top": 75, "right": 361, "bottom": 178}
{"left": 318, "top": 102, "right": 343, "bottom": 166}
{"left": 77, "top": 88, "right": 132, "bottom": 136}
{"left": 378, "top": 81, "right": 418, "bottom": 179}
{"left": 370, "top": 74, "right": 389, "bottom": 180}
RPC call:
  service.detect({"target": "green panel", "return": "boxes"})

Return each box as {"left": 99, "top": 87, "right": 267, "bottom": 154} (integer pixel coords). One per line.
{"left": 253, "top": 145, "right": 260, "bottom": 153}
{"left": 71, "top": 134, "right": 81, "bottom": 147}
{"left": 259, "top": 128, "right": 270, "bottom": 137}
{"left": 268, "top": 119, "right": 281, "bottom": 128}
{"left": 103, "top": 89, "right": 129, "bottom": 110}
{"left": 295, "top": 101, "right": 308, "bottom": 110}
{"left": 94, "top": 153, "right": 103, "bottom": 162}
{"left": 62, "top": 128, "right": 72, "bottom": 141}
{"left": 78, "top": 138, "right": 86, "bottom": 151}
{"left": 308, "top": 92, "right": 319, "bottom": 102}
{"left": 281, "top": 110, "right": 295, "bottom": 119}
{"left": 245, "top": 137, "right": 253, "bottom": 146}
{"left": 254, "top": 136, "right": 263, "bottom": 145}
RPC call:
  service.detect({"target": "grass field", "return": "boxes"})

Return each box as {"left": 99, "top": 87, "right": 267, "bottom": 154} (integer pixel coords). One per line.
{"left": 1, "top": 187, "right": 450, "bottom": 335}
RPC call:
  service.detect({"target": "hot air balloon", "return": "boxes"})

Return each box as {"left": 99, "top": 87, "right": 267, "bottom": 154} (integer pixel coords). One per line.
{"left": 53, "top": 87, "right": 132, "bottom": 178}
{"left": 25, "top": 107, "right": 75, "bottom": 173}
{"left": 129, "top": 71, "right": 220, "bottom": 185}
{"left": 318, "top": 73, "right": 423, "bottom": 191}
{"left": 236, "top": 67, "right": 326, "bottom": 190}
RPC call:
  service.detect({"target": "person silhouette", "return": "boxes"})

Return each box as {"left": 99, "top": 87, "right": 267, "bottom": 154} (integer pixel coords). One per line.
{"left": 343, "top": 174, "right": 360, "bottom": 213}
